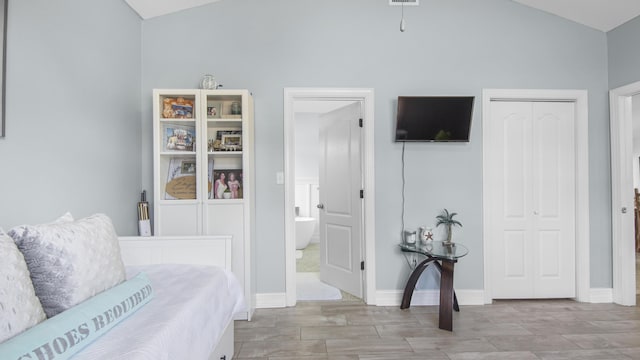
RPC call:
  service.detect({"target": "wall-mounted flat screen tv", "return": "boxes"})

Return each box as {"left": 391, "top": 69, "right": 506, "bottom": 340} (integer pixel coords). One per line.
{"left": 395, "top": 96, "right": 474, "bottom": 142}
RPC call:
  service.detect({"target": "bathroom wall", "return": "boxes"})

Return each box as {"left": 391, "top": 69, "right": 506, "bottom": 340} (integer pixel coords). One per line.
{"left": 294, "top": 112, "right": 320, "bottom": 241}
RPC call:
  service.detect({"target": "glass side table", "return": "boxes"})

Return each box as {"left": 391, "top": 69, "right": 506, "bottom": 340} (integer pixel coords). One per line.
{"left": 399, "top": 241, "right": 469, "bottom": 331}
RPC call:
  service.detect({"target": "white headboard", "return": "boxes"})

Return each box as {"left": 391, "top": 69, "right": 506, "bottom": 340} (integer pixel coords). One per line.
{"left": 118, "top": 236, "right": 232, "bottom": 271}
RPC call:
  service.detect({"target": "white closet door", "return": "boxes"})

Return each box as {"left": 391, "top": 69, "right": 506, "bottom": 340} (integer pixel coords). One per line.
{"left": 531, "top": 102, "right": 576, "bottom": 298}
{"left": 489, "top": 101, "right": 575, "bottom": 299}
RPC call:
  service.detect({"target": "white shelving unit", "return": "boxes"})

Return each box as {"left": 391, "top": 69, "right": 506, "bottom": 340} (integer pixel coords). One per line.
{"left": 152, "top": 89, "right": 255, "bottom": 320}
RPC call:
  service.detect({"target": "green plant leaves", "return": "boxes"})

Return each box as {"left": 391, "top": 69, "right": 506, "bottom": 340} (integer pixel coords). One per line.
{"left": 435, "top": 208, "right": 463, "bottom": 228}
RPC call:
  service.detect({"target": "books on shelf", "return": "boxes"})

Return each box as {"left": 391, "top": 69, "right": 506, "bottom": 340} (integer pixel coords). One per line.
{"left": 207, "top": 158, "right": 214, "bottom": 199}
{"left": 165, "top": 158, "right": 196, "bottom": 200}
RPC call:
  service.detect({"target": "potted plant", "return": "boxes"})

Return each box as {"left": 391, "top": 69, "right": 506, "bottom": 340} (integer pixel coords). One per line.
{"left": 223, "top": 187, "right": 232, "bottom": 199}
{"left": 436, "top": 209, "right": 462, "bottom": 244}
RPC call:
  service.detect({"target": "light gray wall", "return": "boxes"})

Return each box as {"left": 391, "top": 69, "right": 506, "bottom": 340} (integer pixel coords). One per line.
{"left": 140, "top": 0, "right": 611, "bottom": 292}
{"left": 0, "top": 0, "right": 142, "bottom": 234}
{"left": 608, "top": 15, "right": 640, "bottom": 89}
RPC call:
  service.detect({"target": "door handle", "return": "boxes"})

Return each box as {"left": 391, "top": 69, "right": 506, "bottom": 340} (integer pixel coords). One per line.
{"left": 622, "top": 207, "right": 628, "bottom": 214}
{"left": 317, "top": 204, "right": 324, "bottom": 209}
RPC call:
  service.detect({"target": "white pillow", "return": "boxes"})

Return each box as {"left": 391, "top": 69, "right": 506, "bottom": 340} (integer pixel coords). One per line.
{"left": 8, "top": 214, "right": 126, "bottom": 318}
{"left": 0, "top": 228, "right": 46, "bottom": 343}
{"left": 55, "top": 212, "right": 74, "bottom": 223}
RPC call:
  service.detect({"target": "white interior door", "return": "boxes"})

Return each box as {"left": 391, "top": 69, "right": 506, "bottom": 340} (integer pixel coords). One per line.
{"left": 318, "top": 102, "right": 363, "bottom": 298}
{"left": 610, "top": 85, "right": 638, "bottom": 306}
{"left": 488, "top": 101, "right": 576, "bottom": 299}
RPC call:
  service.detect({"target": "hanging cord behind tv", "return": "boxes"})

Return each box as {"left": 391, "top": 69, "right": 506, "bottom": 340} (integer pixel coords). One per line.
{"left": 401, "top": 141, "right": 405, "bottom": 240}
{"left": 400, "top": 141, "right": 417, "bottom": 269}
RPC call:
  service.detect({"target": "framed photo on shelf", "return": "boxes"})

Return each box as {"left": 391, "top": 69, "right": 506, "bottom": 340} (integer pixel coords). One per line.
{"left": 162, "top": 97, "right": 194, "bottom": 119}
{"left": 215, "top": 129, "right": 242, "bottom": 140}
{"left": 180, "top": 160, "right": 196, "bottom": 174}
{"left": 221, "top": 134, "right": 242, "bottom": 151}
{"left": 212, "top": 169, "right": 243, "bottom": 199}
{"left": 207, "top": 101, "right": 223, "bottom": 119}
{"left": 165, "top": 125, "right": 196, "bottom": 151}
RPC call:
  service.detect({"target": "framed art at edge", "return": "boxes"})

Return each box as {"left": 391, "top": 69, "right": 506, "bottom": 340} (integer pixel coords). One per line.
{"left": 0, "top": 0, "right": 7, "bottom": 138}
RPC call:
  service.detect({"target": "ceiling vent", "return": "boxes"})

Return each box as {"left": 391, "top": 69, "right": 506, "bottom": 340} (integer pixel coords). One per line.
{"left": 389, "top": 0, "right": 419, "bottom": 6}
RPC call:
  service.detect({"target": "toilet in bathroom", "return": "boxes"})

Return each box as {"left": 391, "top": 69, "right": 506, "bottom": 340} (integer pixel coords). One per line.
{"left": 295, "top": 216, "right": 315, "bottom": 259}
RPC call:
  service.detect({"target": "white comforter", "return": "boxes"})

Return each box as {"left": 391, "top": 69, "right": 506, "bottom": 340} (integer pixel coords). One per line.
{"left": 72, "top": 264, "right": 245, "bottom": 360}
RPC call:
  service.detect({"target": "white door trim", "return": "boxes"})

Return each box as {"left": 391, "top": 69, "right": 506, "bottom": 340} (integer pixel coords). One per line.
{"left": 283, "top": 88, "right": 376, "bottom": 306}
{"left": 609, "top": 81, "right": 640, "bottom": 306}
{"left": 482, "top": 89, "right": 590, "bottom": 304}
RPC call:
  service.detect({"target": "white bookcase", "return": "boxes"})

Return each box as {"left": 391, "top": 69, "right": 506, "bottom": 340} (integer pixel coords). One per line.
{"left": 152, "top": 89, "right": 255, "bottom": 320}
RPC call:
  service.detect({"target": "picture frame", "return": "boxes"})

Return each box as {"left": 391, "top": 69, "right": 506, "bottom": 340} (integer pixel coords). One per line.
{"left": 0, "top": 0, "right": 8, "bottom": 138}
{"left": 212, "top": 169, "right": 243, "bottom": 199}
{"left": 162, "top": 97, "right": 194, "bottom": 119}
{"left": 207, "top": 101, "right": 222, "bottom": 119}
{"left": 215, "top": 129, "right": 242, "bottom": 140}
{"left": 165, "top": 125, "right": 196, "bottom": 152}
{"left": 180, "top": 160, "right": 196, "bottom": 174}
{"left": 221, "top": 134, "right": 242, "bottom": 151}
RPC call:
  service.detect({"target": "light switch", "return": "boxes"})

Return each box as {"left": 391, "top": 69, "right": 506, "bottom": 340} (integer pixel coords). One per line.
{"left": 276, "top": 171, "right": 284, "bottom": 184}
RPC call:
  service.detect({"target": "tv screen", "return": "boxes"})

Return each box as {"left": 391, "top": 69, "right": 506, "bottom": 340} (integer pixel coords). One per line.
{"left": 395, "top": 96, "right": 474, "bottom": 142}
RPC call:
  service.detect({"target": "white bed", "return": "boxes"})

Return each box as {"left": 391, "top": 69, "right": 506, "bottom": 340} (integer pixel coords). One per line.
{"left": 73, "top": 236, "right": 243, "bottom": 360}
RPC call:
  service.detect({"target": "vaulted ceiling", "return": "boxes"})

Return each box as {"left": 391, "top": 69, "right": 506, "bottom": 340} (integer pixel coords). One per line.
{"left": 124, "top": 0, "right": 640, "bottom": 32}
{"left": 124, "top": 0, "right": 222, "bottom": 20}
{"left": 512, "top": 0, "right": 640, "bottom": 32}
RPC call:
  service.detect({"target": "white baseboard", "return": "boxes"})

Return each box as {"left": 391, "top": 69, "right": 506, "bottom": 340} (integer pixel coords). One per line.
{"left": 233, "top": 311, "right": 248, "bottom": 320}
{"left": 456, "top": 290, "right": 485, "bottom": 305}
{"left": 256, "top": 293, "right": 287, "bottom": 308}
{"left": 589, "top": 288, "right": 613, "bottom": 303}
{"left": 375, "top": 289, "right": 485, "bottom": 306}
{"left": 258, "top": 289, "right": 610, "bottom": 309}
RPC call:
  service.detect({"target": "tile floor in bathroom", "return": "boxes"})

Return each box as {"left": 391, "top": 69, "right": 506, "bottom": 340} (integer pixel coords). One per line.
{"left": 297, "top": 243, "right": 361, "bottom": 302}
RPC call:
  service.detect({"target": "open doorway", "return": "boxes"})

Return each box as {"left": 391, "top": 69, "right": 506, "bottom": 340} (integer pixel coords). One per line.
{"left": 293, "top": 100, "right": 361, "bottom": 302}
{"left": 283, "top": 88, "right": 376, "bottom": 307}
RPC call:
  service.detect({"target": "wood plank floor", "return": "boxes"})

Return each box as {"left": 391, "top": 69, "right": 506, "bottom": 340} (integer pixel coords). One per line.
{"left": 234, "top": 299, "right": 640, "bottom": 359}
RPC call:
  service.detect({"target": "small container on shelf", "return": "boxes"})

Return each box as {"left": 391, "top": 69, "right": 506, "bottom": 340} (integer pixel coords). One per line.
{"left": 200, "top": 74, "right": 218, "bottom": 90}
{"left": 230, "top": 101, "right": 242, "bottom": 115}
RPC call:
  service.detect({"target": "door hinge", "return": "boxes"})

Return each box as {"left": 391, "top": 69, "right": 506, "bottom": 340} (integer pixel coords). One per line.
{"left": 361, "top": 261, "right": 365, "bottom": 271}
{"left": 359, "top": 118, "right": 363, "bottom": 127}
{"left": 360, "top": 189, "right": 364, "bottom": 199}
